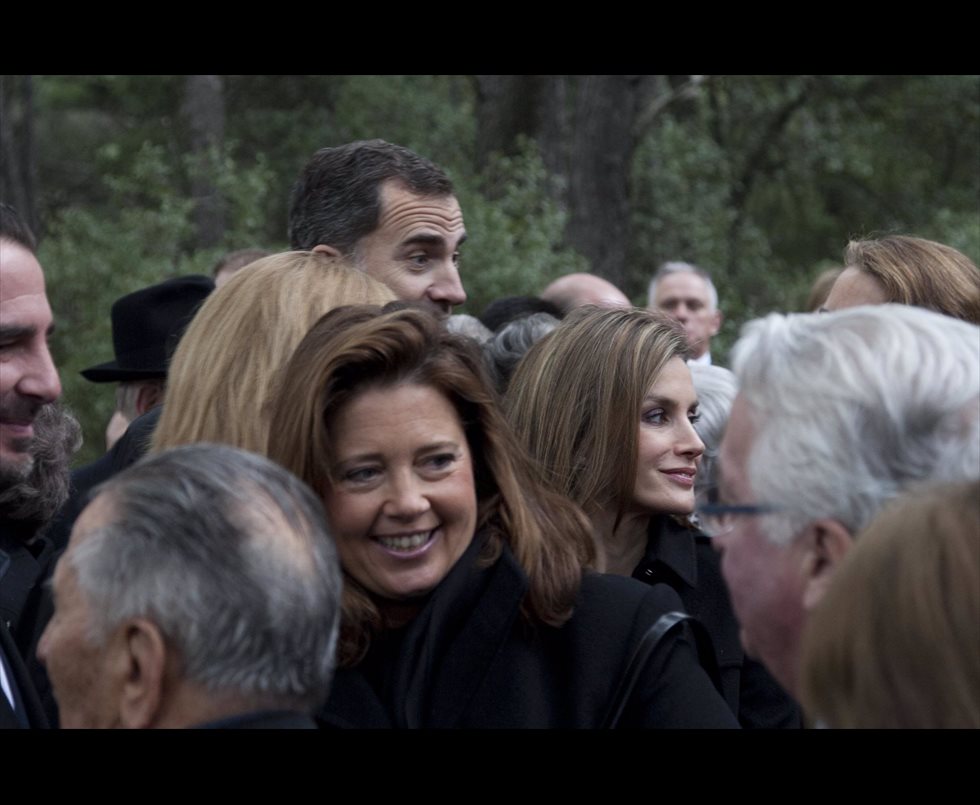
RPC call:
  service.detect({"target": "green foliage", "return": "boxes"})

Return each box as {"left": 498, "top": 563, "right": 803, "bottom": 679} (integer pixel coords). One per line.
{"left": 631, "top": 75, "right": 980, "bottom": 361}
{"left": 21, "top": 75, "right": 980, "bottom": 465}
{"left": 39, "top": 137, "right": 278, "bottom": 465}
{"left": 454, "top": 138, "right": 589, "bottom": 315}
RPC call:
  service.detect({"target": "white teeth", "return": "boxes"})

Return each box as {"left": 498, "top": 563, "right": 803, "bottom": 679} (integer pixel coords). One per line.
{"left": 376, "top": 530, "right": 433, "bottom": 551}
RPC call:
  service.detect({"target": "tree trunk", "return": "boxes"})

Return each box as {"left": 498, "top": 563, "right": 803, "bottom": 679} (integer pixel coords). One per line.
{"left": 181, "top": 75, "right": 226, "bottom": 249}
{"left": 473, "top": 75, "right": 649, "bottom": 290}
{"left": 0, "top": 76, "right": 38, "bottom": 237}
{"left": 563, "top": 76, "right": 640, "bottom": 289}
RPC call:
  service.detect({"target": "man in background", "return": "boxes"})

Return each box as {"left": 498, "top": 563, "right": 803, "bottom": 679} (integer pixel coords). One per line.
{"left": 289, "top": 139, "right": 467, "bottom": 317}
{"left": 648, "top": 261, "right": 722, "bottom": 365}
{"left": 540, "top": 272, "right": 631, "bottom": 313}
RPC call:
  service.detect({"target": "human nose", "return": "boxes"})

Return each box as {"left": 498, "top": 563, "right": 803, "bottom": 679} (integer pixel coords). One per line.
{"left": 428, "top": 263, "right": 467, "bottom": 310}
{"left": 19, "top": 342, "right": 62, "bottom": 403}
{"left": 382, "top": 473, "right": 432, "bottom": 521}
{"left": 677, "top": 418, "right": 705, "bottom": 458}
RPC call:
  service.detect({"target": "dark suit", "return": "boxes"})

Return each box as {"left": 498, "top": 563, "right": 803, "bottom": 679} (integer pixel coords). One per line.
{"left": 195, "top": 710, "right": 318, "bottom": 729}
{"left": 321, "top": 532, "right": 739, "bottom": 729}
{"left": 633, "top": 515, "right": 802, "bottom": 728}
{"left": 0, "top": 520, "right": 58, "bottom": 726}
{"left": 0, "top": 620, "right": 48, "bottom": 728}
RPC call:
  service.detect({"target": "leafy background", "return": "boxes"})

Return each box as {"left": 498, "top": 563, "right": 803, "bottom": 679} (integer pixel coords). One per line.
{"left": 3, "top": 75, "right": 977, "bottom": 465}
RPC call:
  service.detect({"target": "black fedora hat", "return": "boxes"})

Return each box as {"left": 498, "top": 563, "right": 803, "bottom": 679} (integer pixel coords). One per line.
{"left": 80, "top": 275, "right": 215, "bottom": 383}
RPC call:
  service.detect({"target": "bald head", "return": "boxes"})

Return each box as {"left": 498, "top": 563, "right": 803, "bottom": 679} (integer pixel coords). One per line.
{"left": 540, "top": 273, "right": 631, "bottom": 313}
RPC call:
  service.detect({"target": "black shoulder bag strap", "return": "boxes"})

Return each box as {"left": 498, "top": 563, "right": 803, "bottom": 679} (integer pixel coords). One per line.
{"left": 602, "top": 610, "right": 724, "bottom": 729}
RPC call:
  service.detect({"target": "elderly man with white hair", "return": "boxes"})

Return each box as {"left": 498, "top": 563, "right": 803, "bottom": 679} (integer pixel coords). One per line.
{"left": 705, "top": 304, "right": 980, "bottom": 698}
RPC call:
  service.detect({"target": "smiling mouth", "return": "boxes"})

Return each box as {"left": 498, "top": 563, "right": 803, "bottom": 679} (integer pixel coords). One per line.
{"left": 374, "top": 529, "right": 437, "bottom": 553}
{"left": 661, "top": 469, "right": 696, "bottom": 486}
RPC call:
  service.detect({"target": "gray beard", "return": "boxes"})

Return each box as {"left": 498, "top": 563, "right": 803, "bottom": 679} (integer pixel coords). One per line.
{"left": 0, "top": 402, "right": 81, "bottom": 526}
{"left": 0, "top": 449, "right": 35, "bottom": 492}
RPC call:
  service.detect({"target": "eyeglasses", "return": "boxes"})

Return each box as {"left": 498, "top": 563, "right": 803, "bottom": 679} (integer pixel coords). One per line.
{"left": 696, "top": 502, "right": 785, "bottom": 537}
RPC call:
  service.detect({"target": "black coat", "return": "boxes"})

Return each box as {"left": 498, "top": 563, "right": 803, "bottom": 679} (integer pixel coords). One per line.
{"left": 320, "top": 533, "right": 739, "bottom": 729}
{"left": 633, "top": 515, "right": 802, "bottom": 728}
{"left": 194, "top": 710, "right": 319, "bottom": 729}
{"left": 0, "top": 520, "right": 58, "bottom": 726}
{"left": 0, "top": 611, "right": 49, "bottom": 728}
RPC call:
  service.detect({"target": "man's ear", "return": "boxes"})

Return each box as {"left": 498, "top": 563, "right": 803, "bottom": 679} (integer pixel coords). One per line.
{"left": 312, "top": 244, "right": 342, "bottom": 258}
{"left": 135, "top": 382, "right": 164, "bottom": 416}
{"left": 114, "top": 619, "right": 168, "bottom": 729}
{"left": 709, "top": 309, "right": 723, "bottom": 337}
{"left": 800, "top": 519, "right": 854, "bottom": 611}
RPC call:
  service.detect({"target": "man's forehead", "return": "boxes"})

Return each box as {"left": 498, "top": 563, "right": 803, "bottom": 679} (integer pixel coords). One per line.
{"left": 377, "top": 181, "right": 464, "bottom": 233}
{"left": 0, "top": 241, "right": 49, "bottom": 305}
{"left": 656, "top": 272, "right": 710, "bottom": 301}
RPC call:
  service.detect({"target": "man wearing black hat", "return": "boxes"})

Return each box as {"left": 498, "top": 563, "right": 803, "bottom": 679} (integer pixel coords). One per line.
{"left": 81, "top": 275, "right": 214, "bottom": 451}
{"left": 44, "top": 277, "right": 214, "bottom": 554}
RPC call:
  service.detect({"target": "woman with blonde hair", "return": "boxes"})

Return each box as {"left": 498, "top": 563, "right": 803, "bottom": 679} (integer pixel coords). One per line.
{"left": 505, "top": 305, "right": 801, "bottom": 728}
{"left": 152, "top": 251, "right": 395, "bottom": 454}
{"left": 266, "top": 304, "right": 737, "bottom": 728}
{"left": 822, "top": 235, "right": 980, "bottom": 323}
{"left": 801, "top": 479, "right": 980, "bottom": 729}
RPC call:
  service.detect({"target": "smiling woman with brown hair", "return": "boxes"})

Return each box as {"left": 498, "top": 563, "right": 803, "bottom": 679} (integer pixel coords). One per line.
{"left": 505, "top": 305, "right": 801, "bottom": 728}
{"left": 266, "top": 304, "right": 737, "bottom": 728}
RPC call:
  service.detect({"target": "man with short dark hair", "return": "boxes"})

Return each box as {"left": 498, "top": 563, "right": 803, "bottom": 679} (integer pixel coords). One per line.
{"left": 288, "top": 139, "right": 466, "bottom": 317}
{"left": 1, "top": 202, "right": 65, "bottom": 728}
{"left": 38, "top": 444, "right": 343, "bottom": 729}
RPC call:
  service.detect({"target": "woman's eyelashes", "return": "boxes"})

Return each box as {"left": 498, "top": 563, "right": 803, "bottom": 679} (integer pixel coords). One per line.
{"left": 641, "top": 407, "right": 701, "bottom": 426}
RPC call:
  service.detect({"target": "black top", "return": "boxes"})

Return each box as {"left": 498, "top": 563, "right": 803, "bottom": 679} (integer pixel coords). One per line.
{"left": 320, "top": 532, "right": 739, "bottom": 729}
{"left": 194, "top": 710, "right": 319, "bottom": 730}
{"left": 0, "top": 522, "right": 56, "bottom": 728}
{"left": 633, "top": 515, "right": 802, "bottom": 729}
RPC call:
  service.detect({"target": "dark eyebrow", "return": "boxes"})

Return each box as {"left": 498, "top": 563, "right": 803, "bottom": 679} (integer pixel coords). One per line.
{"left": 0, "top": 325, "right": 36, "bottom": 341}
{"left": 402, "top": 231, "right": 468, "bottom": 249}
{"left": 402, "top": 233, "right": 447, "bottom": 248}
{"left": 642, "top": 394, "right": 700, "bottom": 410}
{"left": 0, "top": 323, "right": 55, "bottom": 340}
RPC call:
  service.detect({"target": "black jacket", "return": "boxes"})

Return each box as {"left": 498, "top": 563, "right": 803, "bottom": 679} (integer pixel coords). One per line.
{"left": 320, "top": 533, "right": 739, "bottom": 729}
{"left": 633, "top": 515, "right": 802, "bottom": 728}
{"left": 0, "top": 519, "right": 58, "bottom": 726}
{"left": 0, "top": 619, "right": 49, "bottom": 728}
